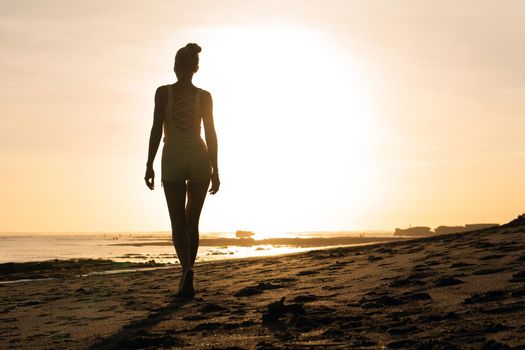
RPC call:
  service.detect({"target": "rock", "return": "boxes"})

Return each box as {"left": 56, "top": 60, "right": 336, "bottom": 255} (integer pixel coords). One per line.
{"left": 262, "top": 297, "right": 305, "bottom": 323}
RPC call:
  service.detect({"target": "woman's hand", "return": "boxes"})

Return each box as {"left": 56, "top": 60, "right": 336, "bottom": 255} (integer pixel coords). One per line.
{"left": 209, "top": 172, "right": 220, "bottom": 195}
{"left": 145, "top": 166, "right": 155, "bottom": 190}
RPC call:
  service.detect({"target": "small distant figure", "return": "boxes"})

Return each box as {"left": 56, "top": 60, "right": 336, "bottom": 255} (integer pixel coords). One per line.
{"left": 144, "top": 43, "right": 220, "bottom": 299}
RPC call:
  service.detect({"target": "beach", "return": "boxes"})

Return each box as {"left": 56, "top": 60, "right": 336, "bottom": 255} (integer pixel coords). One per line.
{"left": 1, "top": 221, "right": 525, "bottom": 349}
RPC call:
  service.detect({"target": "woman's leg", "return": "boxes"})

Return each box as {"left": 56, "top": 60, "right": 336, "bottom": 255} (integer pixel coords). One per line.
{"left": 186, "top": 180, "right": 210, "bottom": 267}
{"left": 163, "top": 181, "right": 191, "bottom": 271}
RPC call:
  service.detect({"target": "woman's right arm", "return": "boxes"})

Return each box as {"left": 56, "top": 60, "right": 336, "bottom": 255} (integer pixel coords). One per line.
{"left": 144, "top": 86, "right": 166, "bottom": 190}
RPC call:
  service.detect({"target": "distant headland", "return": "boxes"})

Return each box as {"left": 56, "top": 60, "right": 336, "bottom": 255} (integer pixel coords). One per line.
{"left": 394, "top": 223, "right": 499, "bottom": 237}
{"left": 393, "top": 213, "right": 525, "bottom": 237}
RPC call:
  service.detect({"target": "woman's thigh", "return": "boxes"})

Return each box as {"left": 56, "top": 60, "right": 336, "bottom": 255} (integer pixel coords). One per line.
{"left": 163, "top": 181, "right": 187, "bottom": 225}
{"left": 186, "top": 180, "right": 209, "bottom": 227}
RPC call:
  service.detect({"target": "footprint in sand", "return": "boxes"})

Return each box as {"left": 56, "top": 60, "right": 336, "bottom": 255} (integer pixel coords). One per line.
{"left": 367, "top": 255, "right": 383, "bottom": 262}
{"left": 359, "top": 295, "right": 404, "bottom": 308}
{"left": 481, "top": 301, "right": 525, "bottom": 315}
{"left": 182, "top": 314, "right": 209, "bottom": 321}
{"left": 511, "top": 287, "right": 525, "bottom": 297}
{"left": 296, "top": 270, "right": 319, "bottom": 276}
{"left": 418, "top": 311, "right": 458, "bottom": 323}
{"left": 271, "top": 277, "right": 297, "bottom": 284}
{"left": 433, "top": 276, "right": 464, "bottom": 287}
{"left": 450, "top": 262, "right": 475, "bottom": 268}
{"left": 198, "top": 302, "right": 227, "bottom": 313}
{"left": 479, "top": 254, "right": 506, "bottom": 260}
{"left": 495, "top": 242, "right": 522, "bottom": 252}
{"left": 463, "top": 290, "right": 508, "bottom": 304}
{"left": 292, "top": 294, "right": 319, "bottom": 303}
{"left": 509, "top": 270, "right": 525, "bottom": 283}
{"left": 191, "top": 322, "right": 222, "bottom": 332}
{"left": 472, "top": 267, "right": 506, "bottom": 275}
{"left": 234, "top": 282, "right": 285, "bottom": 297}
{"left": 400, "top": 291, "right": 432, "bottom": 302}
{"left": 389, "top": 276, "right": 426, "bottom": 288}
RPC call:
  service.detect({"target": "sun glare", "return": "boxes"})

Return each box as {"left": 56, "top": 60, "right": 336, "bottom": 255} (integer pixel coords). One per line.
{"left": 160, "top": 26, "right": 382, "bottom": 236}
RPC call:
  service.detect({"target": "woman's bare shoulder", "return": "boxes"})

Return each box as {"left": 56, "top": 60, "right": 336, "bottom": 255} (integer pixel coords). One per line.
{"left": 154, "top": 84, "right": 170, "bottom": 102}
{"left": 199, "top": 88, "right": 212, "bottom": 101}
{"left": 156, "top": 84, "right": 170, "bottom": 94}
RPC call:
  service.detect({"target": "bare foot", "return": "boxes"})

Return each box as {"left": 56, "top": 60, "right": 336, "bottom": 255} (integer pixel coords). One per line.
{"left": 182, "top": 269, "right": 195, "bottom": 299}
{"left": 174, "top": 270, "right": 186, "bottom": 297}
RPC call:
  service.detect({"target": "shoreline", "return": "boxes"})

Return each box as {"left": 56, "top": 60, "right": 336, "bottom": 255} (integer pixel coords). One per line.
{"left": 110, "top": 236, "right": 407, "bottom": 247}
{"left": 0, "top": 242, "right": 386, "bottom": 284}
{"left": 0, "top": 235, "right": 408, "bottom": 266}
{"left": 1, "top": 223, "right": 524, "bottom": 348}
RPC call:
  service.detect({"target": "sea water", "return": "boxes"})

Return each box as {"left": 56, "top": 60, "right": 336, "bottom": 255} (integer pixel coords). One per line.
{"left": 0, "top": 234, "right": 331, "bottom": 264}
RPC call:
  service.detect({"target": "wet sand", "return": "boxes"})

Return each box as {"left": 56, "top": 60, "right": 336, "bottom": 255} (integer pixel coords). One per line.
{"left": 1, "top": 222, "right": 525, "bottom": 349}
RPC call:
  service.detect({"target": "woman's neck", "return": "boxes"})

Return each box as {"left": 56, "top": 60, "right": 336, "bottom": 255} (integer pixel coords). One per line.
{"left": 176, "top": 75, "right": 193, "bottom": 86}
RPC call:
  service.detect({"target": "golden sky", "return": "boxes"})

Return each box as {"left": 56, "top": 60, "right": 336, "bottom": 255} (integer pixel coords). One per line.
{"left": 1, "top": 1, "right": 524, "bottom": 234}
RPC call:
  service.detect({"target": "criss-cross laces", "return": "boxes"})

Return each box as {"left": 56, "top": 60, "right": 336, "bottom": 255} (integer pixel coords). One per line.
{"left": 171, "top": 91, "right": 196, "bottom": 132}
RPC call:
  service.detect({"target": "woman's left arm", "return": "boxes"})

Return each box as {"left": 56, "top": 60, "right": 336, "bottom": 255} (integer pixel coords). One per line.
{"left": 202, "top": 90, "right": 220, "bottom": 194}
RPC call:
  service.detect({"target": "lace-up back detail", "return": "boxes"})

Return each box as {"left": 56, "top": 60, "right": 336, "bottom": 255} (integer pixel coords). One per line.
{"left": 163, "top": 84, "right": 203, "bottom": 146}
{"left": 171, "top": 90, "right": 197, "bottom": 132}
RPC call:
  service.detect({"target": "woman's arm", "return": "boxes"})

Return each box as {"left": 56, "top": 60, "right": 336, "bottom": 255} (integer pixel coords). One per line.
{"left": 202, "top": 90, "right": 220, "bottom": 194}
{"left": 144, "top": 86, "right": 166, "bottom": 190}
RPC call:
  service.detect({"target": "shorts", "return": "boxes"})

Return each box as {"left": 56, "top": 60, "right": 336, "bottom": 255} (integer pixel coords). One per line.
{"left": 161, "top": 141, "right": 211, "bottom": 184}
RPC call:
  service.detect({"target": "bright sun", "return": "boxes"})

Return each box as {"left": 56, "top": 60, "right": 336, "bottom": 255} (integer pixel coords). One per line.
{"left": 164, "top": 25, "right": 382, "bottom": 237}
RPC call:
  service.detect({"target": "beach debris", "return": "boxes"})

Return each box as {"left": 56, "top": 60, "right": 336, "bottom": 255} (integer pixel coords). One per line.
{"left": 262, "top": 297, "right": 305, "bottom": 323}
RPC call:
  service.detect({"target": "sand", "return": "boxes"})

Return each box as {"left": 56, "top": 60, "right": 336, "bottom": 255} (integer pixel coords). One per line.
{"left": 1, "top": 222, "right": 525, "bottom": 349}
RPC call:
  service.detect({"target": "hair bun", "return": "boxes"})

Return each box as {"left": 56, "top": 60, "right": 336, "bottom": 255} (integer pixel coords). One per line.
{"left": 174, "top": 43, "right": 201, "bottom": 73}
{"left": 185, "top": 43, "right": 202, "bottom": 54}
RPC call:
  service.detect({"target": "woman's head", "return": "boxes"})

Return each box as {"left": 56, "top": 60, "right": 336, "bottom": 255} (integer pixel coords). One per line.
{"left": 174, "top": 43, "right": 201, "bottom": 77}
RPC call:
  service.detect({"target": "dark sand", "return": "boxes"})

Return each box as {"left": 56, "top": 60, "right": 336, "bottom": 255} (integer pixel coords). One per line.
{"left": 1, "top": 222, "right": 525, "bottom": 349}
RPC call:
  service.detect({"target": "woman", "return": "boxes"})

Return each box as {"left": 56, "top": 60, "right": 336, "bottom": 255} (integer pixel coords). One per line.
{"left": 144, "top": 43, "right": 220, "bottom": 299}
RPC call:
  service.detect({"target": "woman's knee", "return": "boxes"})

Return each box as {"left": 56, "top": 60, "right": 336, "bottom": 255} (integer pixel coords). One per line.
{"left": 186, "top": 226, "right": 199, "bottom": 238}
{"left": 171, "top": 223, "right": 186, "bottom": 235}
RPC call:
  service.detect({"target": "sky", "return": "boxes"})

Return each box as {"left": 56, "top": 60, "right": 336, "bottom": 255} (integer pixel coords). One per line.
{"left": 1, "top": 0, "right": 524, "bottom": 234}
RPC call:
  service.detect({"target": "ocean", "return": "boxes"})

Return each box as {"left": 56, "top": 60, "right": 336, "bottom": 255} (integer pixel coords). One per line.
{"left": 0, "top": 233, "right": 344, "bottom": 265}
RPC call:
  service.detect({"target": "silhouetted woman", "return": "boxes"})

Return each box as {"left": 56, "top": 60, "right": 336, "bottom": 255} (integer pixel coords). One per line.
{"left": 145, "top": 43, "right": 220, "bottom": 299}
